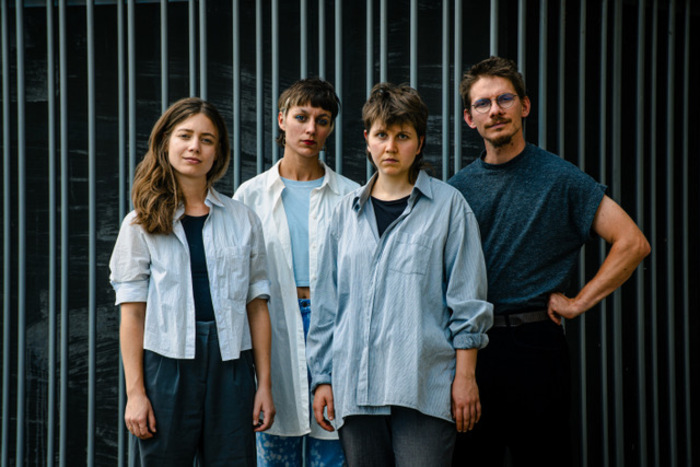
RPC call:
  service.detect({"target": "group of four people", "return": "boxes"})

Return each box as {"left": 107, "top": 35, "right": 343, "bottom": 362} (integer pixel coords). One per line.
{"left": 109, "top": 56, "right": 649, "bottom": 467}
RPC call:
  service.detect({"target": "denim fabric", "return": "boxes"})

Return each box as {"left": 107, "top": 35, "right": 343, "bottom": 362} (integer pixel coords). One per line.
{"left": 307, "top": 171, "right": 493, "bottom": 428}
{"left": 298, "top": 298, "right": 311, "bottom": 342}
{"left": 338, "top": 407, "right": 456, "bottom": 467}
{"left": 109, "top": 188, "right": 270, "bottom": 361}
{"left": 256, "top": 432, "right": 346, "bottom": 467}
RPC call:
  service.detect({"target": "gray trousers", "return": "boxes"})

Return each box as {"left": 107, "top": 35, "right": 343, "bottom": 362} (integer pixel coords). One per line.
{"left": 131, "top": 321, "right": 257, "bottom": 467}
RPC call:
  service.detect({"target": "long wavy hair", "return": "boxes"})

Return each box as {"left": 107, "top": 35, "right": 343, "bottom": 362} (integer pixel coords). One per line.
{"left": 131, "top": 97, "right": 231, "bottom": 234}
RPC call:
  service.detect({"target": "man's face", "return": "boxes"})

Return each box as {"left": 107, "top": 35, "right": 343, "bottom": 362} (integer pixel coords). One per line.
{"left": 464, "top": 76, "right": 530, "bottom": 148}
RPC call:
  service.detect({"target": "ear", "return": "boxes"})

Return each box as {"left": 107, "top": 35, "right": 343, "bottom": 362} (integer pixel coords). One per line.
{"left": 417, "top": 135, "right": 425, "bottom": 154}
{"left": 364, "top": 129, "right": 369, "bottom": 146}
{"left": 277, "top": 111, "right": 285, "bottom": 131}
{"left": 464, "top": 108, "right": 476, "bottom": 129}
{"left": 520, "top": 96, "right": 531, "bottom": 118}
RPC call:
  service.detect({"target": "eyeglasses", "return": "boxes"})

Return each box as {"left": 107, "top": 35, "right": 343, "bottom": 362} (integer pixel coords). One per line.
{"left": 471, "top": 93, "right": 518, "bottom": 114}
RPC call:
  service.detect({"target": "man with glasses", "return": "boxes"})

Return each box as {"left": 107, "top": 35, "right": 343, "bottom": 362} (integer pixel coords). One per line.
{"left": 448, "top": 56, "right": 649, "bottom": 466}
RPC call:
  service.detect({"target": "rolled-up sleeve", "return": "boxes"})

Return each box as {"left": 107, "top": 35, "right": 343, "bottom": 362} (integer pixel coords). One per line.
{"left": 444, "top": 198, "right": 493, "bottom": 350}
{"left": 306, "top": 210, "right": 339, "bottom": 392}
{"left": 109, "top": 213, "right": 150, "bottom": 305}
{"left": 246, "top": 209, "right": 271, "bottom": 303}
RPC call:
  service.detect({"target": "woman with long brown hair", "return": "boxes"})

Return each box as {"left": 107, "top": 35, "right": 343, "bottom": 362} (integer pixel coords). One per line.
{"left": 110, "top": 97, "right": 274, "bottom": 466}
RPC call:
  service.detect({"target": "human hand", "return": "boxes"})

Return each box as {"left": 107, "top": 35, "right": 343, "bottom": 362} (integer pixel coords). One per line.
{"left": 547, "top": 292, "right": 584, "bottom": 325}
{"left": 312, "top": 384, "right": 336, "bottom": 432}
{"left": 451, "top": 374, "right": 481, "bottom": 432}
{"left": 125, "top": 393, "right": 156, "bottom": 439}
{"left": 253, "top": 385, "right": 276, "bottom": 432}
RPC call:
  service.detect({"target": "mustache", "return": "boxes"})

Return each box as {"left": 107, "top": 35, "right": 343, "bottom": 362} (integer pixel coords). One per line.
{"left": 486, "top": 118, "right": 510, "bottom": 128}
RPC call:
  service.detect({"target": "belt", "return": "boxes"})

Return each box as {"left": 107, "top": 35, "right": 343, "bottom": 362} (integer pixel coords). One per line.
{"left": 492, "top": 310, "right": 550, "bottom": 328}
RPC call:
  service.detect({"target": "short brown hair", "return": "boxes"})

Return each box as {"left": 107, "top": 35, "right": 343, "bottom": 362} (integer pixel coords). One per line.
{"left": 276, "top": 77, "right": 340, "bottom": 147}
{"left": 460, "top": 56, "right": 526, "bottom": 111}
{"left": 362, "top": 82, "right": 428, "bottom": 184}
{"left": 131, "top": 97, "right": 231, "bottom": 234}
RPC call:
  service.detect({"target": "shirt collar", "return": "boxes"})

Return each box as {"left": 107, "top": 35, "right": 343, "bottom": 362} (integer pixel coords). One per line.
{"left": 173, "top": 187, "right": 224, "bottom": 220}
{"left": 353, "top": 170, "right": 432, "bottom": 213}
{"left": 264, "top": 158, "right": 337, "bottom": 194}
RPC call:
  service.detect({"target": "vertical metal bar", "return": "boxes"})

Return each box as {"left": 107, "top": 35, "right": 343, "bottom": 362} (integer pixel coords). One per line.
{"left": 15, "top": 0, "right": 26, "bottom": 464}
{"left": 255, "top": 0, "right": 263, "bottom": 173}
{"left": 490, "top": 0, "right": 498, "bottom": 56}
{"left": 319, "top": 0, "right": 325, "bottom": 78}
{"left": 634, "top": 1, "right": 648, "bottom": 466}
{"left": 649, "top": 1, "right": 661, "bottom": 464}
{"left": 538, "top": 0, "right": 547, "bottom": 149}
{"left": 335, "top": 0, "right": 343, "bottom": 174}
{"left": 58, "top": 0, "right": 69, "bottom": 464}
{"left": 380, "top": 0, "right": 386, "bottom": 82}
{"left": 518, "top": 0, "right": 526, "bottom": 76}
{"left": 410, "top": 0, "right": 417, "bottom": 88}
{"left": 366, "top": 0, "right": 373, "bottom": 180}
{"left": 86, "top": 1, "right": 96, "bottom": 465}
{"left": 46, "top": 0, "right": 57, "bottom": 464}
{"left": 189, "top": 0, "right": 196, "bottom": 96}
{"left": 557, "top": 0, "right": 565, "bottom": 158}
{"left": 271, "top": 0, "right": 279, "bottom": 164}
{"left": 576, "top": 1, "right": 588, "bottom": 464}
{"left": 161, "top": 0, "right": 168, "bottom": 112}
{"left": 128, "top": 0, "right": 136, "bottom": 189}
{"left": 199, "top": 0, "right": 207, "bottom": 100}
{"left": 117, "top": 0, "right": 127, "bottom": 462}
{"left": 665, "top": 1, "right": 677, "bottom": 465}
{"left": 301, "top": 0, "right": 307, "bottom": 77}
{"left": 233, "top": 0, "right": 241, "bottom": 190}
{"left": 611, "top": 1, "right": 624, "bottom": 465}
{"left": 598, "top": 2, "right": 610, "bottom": 465}
{"left": 681, "top": 2, "right": 692, "bottom": 464}
{"left": 441, "top": 0, "right": 449, "bottom": 181}
{"left": 1, "top": 0, "right": 10, "bottom": 464}
{"left": 453, "top": 0, "right": 462, "bottom": 174}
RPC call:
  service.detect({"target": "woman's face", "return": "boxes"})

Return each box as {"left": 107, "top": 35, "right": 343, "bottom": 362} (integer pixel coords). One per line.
{"left": 278, "top": 104, "right": 334, "bottom": 160}
{"left": 364, "top": 120, "right": 423, "bottom": 182}
{"left": 167, "top": 113, "right": 219, "bottom": 183}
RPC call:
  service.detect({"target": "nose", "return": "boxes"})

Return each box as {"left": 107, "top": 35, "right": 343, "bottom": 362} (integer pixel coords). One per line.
{"left": 188, "top": 138, "right": 200, "bottom": 152}
{"left": 305, "top": 119, "right": 317, "bottom": 135}
{"left": 488, "top": 100, "right": 505, "bottom": 117}
{"left": 385, "top": 136, "right": 397, "bottom": 152}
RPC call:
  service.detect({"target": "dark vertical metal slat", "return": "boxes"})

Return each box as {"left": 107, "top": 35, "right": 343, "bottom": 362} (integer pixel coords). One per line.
{"left": 1, "top": 0, "right": 10, "bottom": 463}
{"left": 319, "top": 0, "right": 326, "bottom": 163}
{"left": 453, "top": 0, "right": 462, "bottom": 174}
{"left": 46, "top": 0, "right": 57, "bottom": 464}
{"left": 161, "top": 0, "right": 168, "bottom": 112}
{"left": 576, "top": 2, "right": 588, "bottom": 464}
{"left": 649, "top": 1, "right": 661, "bottom": 464}
{"left": 634, "top": 1, "right": 648, "bottom": 465}
{"left": 15, "top": 0, "right": 26, "bottom": 464}
{"left": 233, "top": 0, "right": 241, "bottom": 190}
{"left": 598, "top": 2, "right": 610, "bottom": 465}
{"left": 86, "top": 1, "right": 96, "bottom": 465}
{"left": 380, "top": 0, "right": 386, "bottom": 82}
{"left": 538, "top": 0, "right": 547, "bottom": 149}
{"left": 271, "top": 0, "right": 279, "bottom": 165}
{"left": 441, "top": 0, "right": 449, "bottom": 181}
{"left": 490, "top": 0, "right": 498, "bottom": 56}
{"left": 365, "top": 0, "right": 373, "bottom": 180}
{"left": 410, "top": 0, "right": 417, "bottom": 88}
{"left": 665, "top": 1, "right": 677, "bottom": 465}
{"left": 681, "top": 1, "right": 692, "bottom": 464}
{"left": 300, "top": 0, "right": 307, "bottom": 77}
{"left": 335, "top": 0, "right": 343, "bottom": 174}
{"left": 189, "top": 0, "right": 196, "bottom": 96}
{"left": 199, "top": 0, "right": 207, "bottom": 100}
{"left": 58, "top": 0, "right": 69, "bottom": 464}
{"left": 117, "top": 0, "right": 127, "bottom": 463}
{"left": 611, "top": 2, "right": 624, "bottom": 465}
{"left": 557, "top": 0, "right": 565, "bottom": 158}
{"left": 255, "top": 0, "right": 263, "bottom": 174}
{"left": 518, "top": 0, "right": 526, "bottom": 76}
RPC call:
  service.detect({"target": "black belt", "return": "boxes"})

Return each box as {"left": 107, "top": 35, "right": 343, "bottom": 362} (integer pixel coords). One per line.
{"left": 492, "top": 310, "right": 550, "bottom": 327}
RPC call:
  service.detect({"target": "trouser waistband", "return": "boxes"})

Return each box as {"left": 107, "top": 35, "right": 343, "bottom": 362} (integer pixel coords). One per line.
{"left": 492, "top": 310, "right": 550, "bottom": 327}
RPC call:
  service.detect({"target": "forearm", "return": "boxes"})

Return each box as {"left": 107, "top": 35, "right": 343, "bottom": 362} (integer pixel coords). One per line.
{"left": 246, "top": 297, "right": 272, "bottom": 388}
{"left": 119, "top": 302, "right": 147, "bottom": 398}
{"left": 455, "top": 348, "right": 477, "bottom": 380}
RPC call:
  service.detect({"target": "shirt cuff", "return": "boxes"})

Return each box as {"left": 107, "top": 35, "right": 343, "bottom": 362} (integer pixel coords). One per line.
{"left": 453, "top": 332, "right": 489, "bottom": 350}
{"left": 247, "top": 279, "right": 271, "bottom": 304}
{"left": 112, "top": 280, "right": 148, "bottom": 305}
{"left": 310, "top": 374, "right": 332, "bottom": 394}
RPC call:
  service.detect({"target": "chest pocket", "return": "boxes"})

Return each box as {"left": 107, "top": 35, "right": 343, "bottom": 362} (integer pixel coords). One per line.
{"left": 217, "top": 245, "right": 251, "bottom": 302}
{"left": 387, "top": 232, "right": 431, "bottom": 275}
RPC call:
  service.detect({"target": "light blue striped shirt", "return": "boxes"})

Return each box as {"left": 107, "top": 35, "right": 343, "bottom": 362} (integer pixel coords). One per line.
{"left": 307, "top": 171, "right": 493, "bottom": 428}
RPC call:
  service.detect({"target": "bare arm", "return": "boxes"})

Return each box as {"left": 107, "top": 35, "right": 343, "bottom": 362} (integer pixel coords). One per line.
{"left": 246, "top": 297, "right": 275, "bottom": 431}
{"left": 451, "top": 348, "right": 481, "bottom": 432}
{"left": 548, "top": 195, "right": 651, "bottom": 324}
{"left": 120, "top": 302, "right": 156, "bottom": 439}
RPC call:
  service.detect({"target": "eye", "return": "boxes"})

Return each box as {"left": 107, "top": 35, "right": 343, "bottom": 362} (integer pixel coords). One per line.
{"left": 201, "top": 137, "right": 215, "bottom": 145}
{"left": 498, "top": 94, "right": 515, "bottom": 104}
{"left": 374, "top": 131, "right": 387, "bottom": 138}
{"left": 318, "top": 118, "right": 330, "bottom": 126}
{"left": 177, "top": 133, "right": 191, "bottom": 140}
{"left": 295, "top": 114, "right": 307, "bottom": 122}
{"left": 473, "top": 99, "right": 490, "bottom": 110}
{"left": 397, "top": 133, "right": 410, "bottom": 140}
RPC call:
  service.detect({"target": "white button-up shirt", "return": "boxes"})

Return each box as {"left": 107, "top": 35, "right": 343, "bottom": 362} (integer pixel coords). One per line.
{"left": 234, "top": 160, "right": 359, "bottom": 439}
{"left": 109, "top": 188, "right": 270, "bottom": 361}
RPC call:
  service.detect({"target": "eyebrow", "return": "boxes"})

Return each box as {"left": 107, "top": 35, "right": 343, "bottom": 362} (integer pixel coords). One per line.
{"left": 175, "top": 127, "right": 217, "bottom": 138}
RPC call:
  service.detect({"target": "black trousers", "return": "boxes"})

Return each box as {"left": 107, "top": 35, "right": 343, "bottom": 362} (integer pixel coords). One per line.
{"left": 452, "top": 320, "right": 572, "bottom": 467}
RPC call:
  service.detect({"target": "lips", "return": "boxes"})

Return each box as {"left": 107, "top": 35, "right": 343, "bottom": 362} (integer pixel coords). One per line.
{"left": 487, "top": 119, "right": 510, "bottom": 129}
{"left": 301, "top": 140, "right": 316, "bottom": 146}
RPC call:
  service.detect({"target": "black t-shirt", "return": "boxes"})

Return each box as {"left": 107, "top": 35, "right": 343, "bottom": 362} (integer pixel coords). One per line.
{"left": 181, "top": 214, "right": 215, "bottom": 322}
{"left": 371, "top": 195, "right": 409, "bottom": 237}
